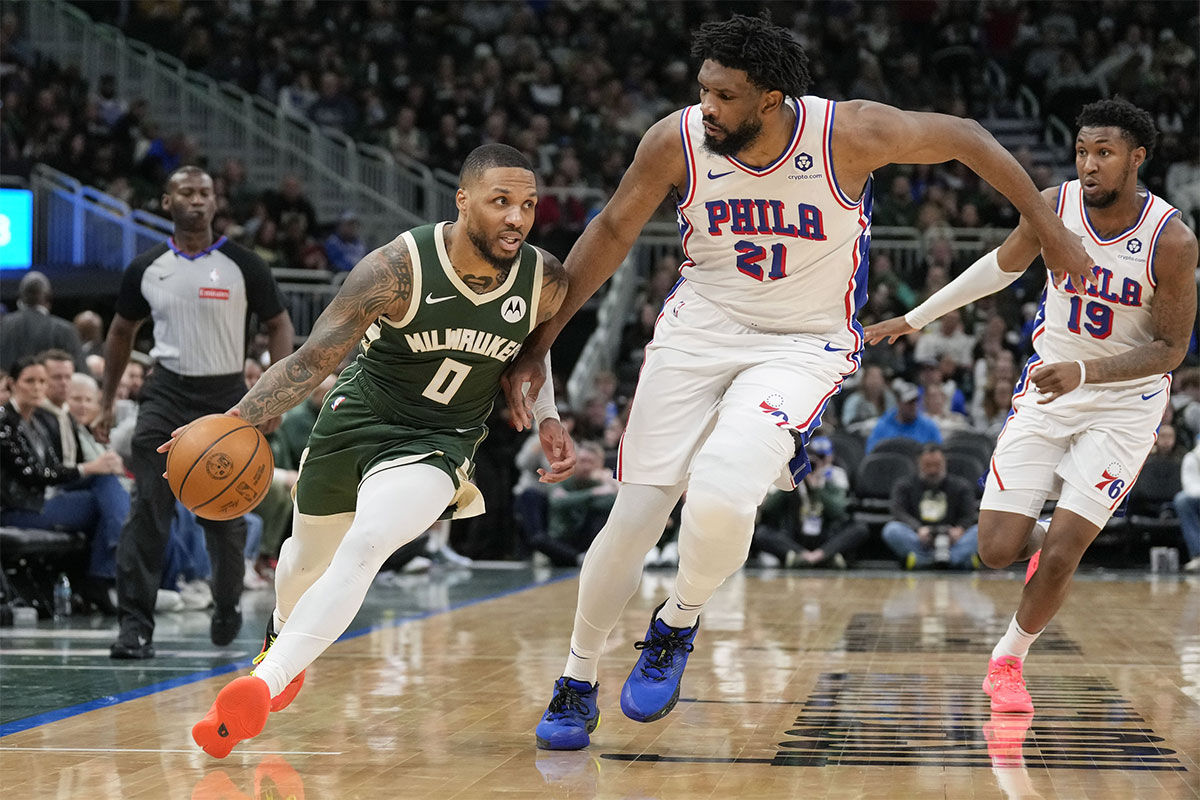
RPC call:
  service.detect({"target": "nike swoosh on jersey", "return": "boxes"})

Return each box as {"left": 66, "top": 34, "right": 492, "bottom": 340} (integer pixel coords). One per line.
{"left": 823, "top": 342, "right": 848, "bottom": 352}
{"left": 425, "top": 293, "right": 455, "bottom": 304}
{"left": 707, "top": 169, "right": 734, "bottom": 179}
{"left": 1141, "top": 388, "right": 1166, "bottom": 400}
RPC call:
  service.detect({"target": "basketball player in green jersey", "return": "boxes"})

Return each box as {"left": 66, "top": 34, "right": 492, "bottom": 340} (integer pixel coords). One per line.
{"left": 179, "top": 144, "right": 574, "bottom": 758}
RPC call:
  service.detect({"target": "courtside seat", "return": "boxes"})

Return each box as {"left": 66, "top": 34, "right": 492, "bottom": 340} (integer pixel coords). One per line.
{"left": 0, "top": 527, "right": 89, "bottom": 623}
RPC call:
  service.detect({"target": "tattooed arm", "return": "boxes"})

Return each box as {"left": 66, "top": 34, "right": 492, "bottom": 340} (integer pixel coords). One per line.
{"left": 236, "top": 236, "right": 414, "bottom": 424}
{"left": 536, "top": 249, "right": 569, "bottom": 325}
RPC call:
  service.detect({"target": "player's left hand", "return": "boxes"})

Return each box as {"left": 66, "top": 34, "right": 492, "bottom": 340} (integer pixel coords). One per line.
{"left": 537, "top": 418, "right": 577, "bottom": 483}
{"left": 863, "top": 315, "right": 918, "bottom": 344}
{"left": 1031, "top": 361, "right": 1083, "bottom": 404}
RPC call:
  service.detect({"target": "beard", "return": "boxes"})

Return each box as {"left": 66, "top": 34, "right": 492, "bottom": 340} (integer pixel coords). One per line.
{"left": 1081, "top": 163, "right": 1131, "bottom": 209}
{"left": 466, "top": 221, "right": 521, "bottom": 272}
{"left": 701, "top": 115, "right": 763, "bottom": 157}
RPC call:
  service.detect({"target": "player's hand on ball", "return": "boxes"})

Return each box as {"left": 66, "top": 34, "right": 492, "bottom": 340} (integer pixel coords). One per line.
{"left": 1032, "top": 361, "right": 1083, "bottom": 404}
{"left": 1041, "top": 229, "right": 1098, "bottom": 291}
{"left": 537, "top": 418, "right": 577, "bottom": 484}
{"left": 863, "top": 316, "right": 917, "bottom": 345}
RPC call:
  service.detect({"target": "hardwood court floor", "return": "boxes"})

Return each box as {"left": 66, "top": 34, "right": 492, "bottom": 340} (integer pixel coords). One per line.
{"left": 1, "top": 566, "right": 1198, "bottom": 799}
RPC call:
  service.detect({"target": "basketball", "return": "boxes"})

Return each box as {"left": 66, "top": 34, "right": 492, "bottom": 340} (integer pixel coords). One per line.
{"left": 166, "top": 414, "right": 274, "bottom": 521}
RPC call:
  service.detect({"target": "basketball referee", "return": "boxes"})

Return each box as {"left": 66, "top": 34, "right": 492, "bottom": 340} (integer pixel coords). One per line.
{"left": 96, "top": 166, "right": 294, "bottom": 659}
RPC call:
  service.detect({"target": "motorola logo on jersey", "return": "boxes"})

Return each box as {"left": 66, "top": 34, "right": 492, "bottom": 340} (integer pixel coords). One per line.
{"left": 501, "top": 295, "right": 527, "bottom": 323}
{"left": 1126, "top": 238, "right": 1142, "bottom": 254}
{"left": 704, "top": 199, "right": 827, "bottom": 241}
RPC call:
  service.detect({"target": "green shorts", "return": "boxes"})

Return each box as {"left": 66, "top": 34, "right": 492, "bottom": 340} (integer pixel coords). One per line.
{"left": 293, "top": 367, "right": 488, "bottom": 520}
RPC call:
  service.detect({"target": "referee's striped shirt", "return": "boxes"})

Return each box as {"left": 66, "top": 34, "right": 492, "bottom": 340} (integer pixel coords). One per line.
{"left": 116, "top": 236, "right": 285, "bottom": 376}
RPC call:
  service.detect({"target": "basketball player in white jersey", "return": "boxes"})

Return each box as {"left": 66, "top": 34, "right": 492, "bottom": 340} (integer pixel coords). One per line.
{"left": 504, "top": 13, "right": 1094, "bottom": 750}
{"left": 866, "top": 98, "right": 1198, "bottom": 715}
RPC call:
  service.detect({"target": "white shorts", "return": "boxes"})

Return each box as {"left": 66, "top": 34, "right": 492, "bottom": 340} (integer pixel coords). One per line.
{"left": 616, "top": 280, "right": 861, "bottom": 487}
{"left": 980, "top": 361, "right": 1169, "bottom": 528}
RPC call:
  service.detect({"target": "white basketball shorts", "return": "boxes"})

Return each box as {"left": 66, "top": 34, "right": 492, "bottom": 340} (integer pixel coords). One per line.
{"left": 616, "top": 280, "right": 861, "bottom": 487}
{"left": 980, "top": 360, "right": 1169, "bottom": 528}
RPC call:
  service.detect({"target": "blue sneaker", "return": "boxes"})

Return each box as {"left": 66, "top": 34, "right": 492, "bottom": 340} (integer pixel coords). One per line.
{"left": 535, "top": 677, "right": 600, "bottom": 750}
{"left": 620, "top": 600, "right": 699, "bottom": 722}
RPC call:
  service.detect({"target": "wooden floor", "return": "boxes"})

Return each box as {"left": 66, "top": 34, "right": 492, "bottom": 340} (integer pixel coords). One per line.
{"left": 1, "top": 566, "right": 1198, "bottom": 799}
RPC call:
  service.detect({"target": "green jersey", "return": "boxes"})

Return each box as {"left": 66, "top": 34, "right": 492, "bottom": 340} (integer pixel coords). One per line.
{"left": 354, "top": 221, "right": 544, "bottom": 429}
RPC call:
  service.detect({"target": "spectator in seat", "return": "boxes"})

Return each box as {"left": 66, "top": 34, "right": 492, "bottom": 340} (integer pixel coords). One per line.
{"left": 882, "top": 443, "right": 979, "bottom": 570}
{"left": 753, "top": 436, "right": 868, "bottom": 568}
{"left": 840, "top": 363, "right": 896, "bottom": 431}
{"left": 1174, "top": 434, "right": 1200, "bottom": 572}
{"left": 74, "top": 311, "right": 105, "bottom": 357}
{"left": 324, "top": 211, "right": 367, "bottom": 273}
{"left": 530, "top": 441, "right": 617, "bottom": 567}
{"left": 866, "top": 381, "right": 942, "bottom": 453}
{"left": 0, "top": 272, "right": 85, "bottom": 372}
{"left": 913, "top": 309, "right": 975, "bottom": 370}
{"left": 0, "top": 356, "right": 130, "bottom": 612}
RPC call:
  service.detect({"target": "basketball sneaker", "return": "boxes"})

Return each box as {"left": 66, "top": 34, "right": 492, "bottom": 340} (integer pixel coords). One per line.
{"left": 535, "top": 677, "right": 600, "bottom": 750}
{"left": 983, "top": 655, "right": 1034, "bottom": 713}
{"left": 253, "top": 616, "right": 305, "bottom": 712}
{"left": 192, "top": 675, "right": 271, "bottom": 759}
{"left": 620, "top": 600, "right": 699, "bottom": 723}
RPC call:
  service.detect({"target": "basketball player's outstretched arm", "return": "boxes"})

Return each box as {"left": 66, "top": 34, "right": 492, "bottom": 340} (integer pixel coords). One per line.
{"left": 502, "top": 112, "right": 686, "bottom": 425}
{"left": 831, "top": 101, "right": 1093, "bottom": 286}
{"left": 864, "top": 187, "right": 1058, "bottom": 344}
{"left": 231, "top": 236, "right": 413, "bottom": 426}
{"left": 1032, "top": 219, "right": 1198, "bottom": 402}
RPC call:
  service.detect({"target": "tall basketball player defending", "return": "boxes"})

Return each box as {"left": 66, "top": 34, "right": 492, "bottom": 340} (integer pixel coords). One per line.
{"left": 867, "top": 99, "right": 1197, "bottom": 713}
{"left": 501, "top": 14, "right": 1094, "bottom": 750}
{"left": 174, "top": 145, "right": 575, "bottom": 757}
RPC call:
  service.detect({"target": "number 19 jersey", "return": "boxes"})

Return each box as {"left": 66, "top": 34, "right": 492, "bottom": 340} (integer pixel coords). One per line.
{"left": 1034, "top": 181, "right": 1178, "bottom": 390}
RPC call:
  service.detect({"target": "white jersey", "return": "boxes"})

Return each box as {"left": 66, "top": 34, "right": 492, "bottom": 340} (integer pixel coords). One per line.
{"left": 674, "top": 96, "right": 871, "bottom": 337}
{"left": 1032, "top": 180, "right": 1178, "bottom": 390}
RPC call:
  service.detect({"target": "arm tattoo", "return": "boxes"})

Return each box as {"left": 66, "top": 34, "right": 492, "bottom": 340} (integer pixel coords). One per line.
{"left": 537, "top": 256, "right": 569, "bottom": 324}
{"left": 236, "top": 237, "right": 414, "bottom": 423}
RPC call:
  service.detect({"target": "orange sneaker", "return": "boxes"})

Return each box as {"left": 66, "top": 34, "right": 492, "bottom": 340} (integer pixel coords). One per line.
{"left": 192, "top": 676, "right": 271, "bottom": 759}
{"left": 1024, "top": 550, "right": 1041, "bottom": 585}
{"left": 254, "top": 617, "right": 305, "bottom": 712}
{"left": 983, "top": 656, "right": 1034, "bottom": 713}
{"left": 982, "top": 711, "right": 1034, "bottom": 768}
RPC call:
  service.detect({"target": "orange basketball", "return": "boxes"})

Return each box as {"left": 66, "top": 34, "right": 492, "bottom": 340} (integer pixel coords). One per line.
{"left": 166, "top": 414, "right": 274, "bottom": 521}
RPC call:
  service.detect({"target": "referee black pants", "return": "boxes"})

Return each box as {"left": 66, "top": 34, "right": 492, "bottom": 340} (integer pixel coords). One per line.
{"left": 115, "top": 367, "right": 248, "bottom": 642}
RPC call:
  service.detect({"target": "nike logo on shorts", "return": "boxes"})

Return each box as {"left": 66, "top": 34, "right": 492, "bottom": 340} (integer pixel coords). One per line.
{"left": 1141, "top": 388, "right": 1166, "bottom": 400}
{"left": 425, "top": 293, "right": 455, "bottom": 304}
{"left": 823, "top": 342, "right": 848, "bottom": 352}
{"left": 707, "top": 169, "right": 734, "bottom": 179}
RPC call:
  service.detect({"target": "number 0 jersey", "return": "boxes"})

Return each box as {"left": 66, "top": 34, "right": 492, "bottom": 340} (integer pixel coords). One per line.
{"left": 674, "top": 96, "right": 872, "bottom": 338}
{"left": 353, "top": 222, "right": 543, "bottom": 429}
{"left": 1033, "top": 181, "right": 1178, "bottom": 390}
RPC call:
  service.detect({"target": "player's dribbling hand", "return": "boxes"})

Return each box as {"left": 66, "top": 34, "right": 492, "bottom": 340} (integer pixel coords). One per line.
{"left": 501, "top": 350, "right": 545, "bottom": 432}
{"left": 537, "top": 418, "right": 577, "bottom": 484}
{"left": 1031, "top": 361, "right": 1083, "bottom": 404}
{"left": 863, "top": 316, "right": 917, "bottom": 345}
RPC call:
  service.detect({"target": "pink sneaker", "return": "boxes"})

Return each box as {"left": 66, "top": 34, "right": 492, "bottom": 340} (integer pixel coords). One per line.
{"left": 983, "top": 656, "right": 1034, "bottom": 713}
{"left": 1024, "top": 550, "right": 1041, "bottom": 585}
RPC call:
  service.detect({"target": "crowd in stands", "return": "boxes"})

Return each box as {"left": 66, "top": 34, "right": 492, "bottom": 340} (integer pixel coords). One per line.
{"left": 2, "top": 1, "right": 1199, "bottom": 605}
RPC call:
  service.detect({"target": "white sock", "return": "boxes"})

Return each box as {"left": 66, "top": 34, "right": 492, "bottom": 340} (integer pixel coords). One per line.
{"left": 991, "top": 614, "right": 1043, "bottom": 661}
{"left": 253, "top": 464, "right": 454, "bottom": 698}
{"left": 657, "top": 596, "right": 704, "bottom": 629}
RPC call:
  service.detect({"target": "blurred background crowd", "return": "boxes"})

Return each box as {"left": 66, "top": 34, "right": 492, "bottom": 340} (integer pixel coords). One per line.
{"left": 1, "top": 1, "right": 1198, "bottom": 616}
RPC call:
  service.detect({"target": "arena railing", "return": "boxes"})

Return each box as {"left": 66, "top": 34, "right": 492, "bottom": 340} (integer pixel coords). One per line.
{"left": 24, "top": 0, "right": 441, "bottom": 245}
{"left": 31, "top": 164, "right": 171, "bottom": 270}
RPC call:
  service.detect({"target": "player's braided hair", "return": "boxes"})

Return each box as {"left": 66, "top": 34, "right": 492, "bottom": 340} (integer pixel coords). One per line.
{"left": 690, "top": 12, "right": 811, "bottom": 99}
{"left": 459, "top": 143, "right": 534, "bottom": 187}
{"left": 1076, "top": 98, "right": 1157, "bottom": 162}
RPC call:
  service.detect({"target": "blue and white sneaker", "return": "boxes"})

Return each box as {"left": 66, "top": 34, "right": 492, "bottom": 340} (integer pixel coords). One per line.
{"left": 535, "top": 677, "right": 600, "bottom": 750}
{"left": 620, "top": 600, "right": 699, "bottom": 722}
